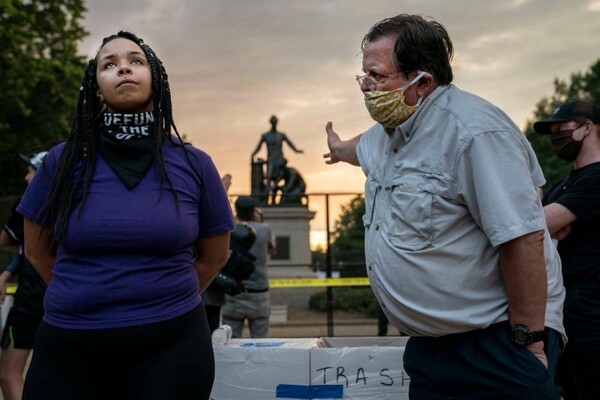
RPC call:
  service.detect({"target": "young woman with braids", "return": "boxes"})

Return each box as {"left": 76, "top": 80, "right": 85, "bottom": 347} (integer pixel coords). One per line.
{"left": 17, "top": 31, "right": 234, "bottom": 399}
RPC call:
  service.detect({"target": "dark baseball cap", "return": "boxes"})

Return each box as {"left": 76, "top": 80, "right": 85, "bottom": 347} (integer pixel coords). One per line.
{"left": 533, "top": 100, "right": 600, "bottom": 135}
{"left": 235, "top": 196, "right": 256, "bottom": 210}
{"left": 19, "top": 151, "right": 48, "bottom": 170}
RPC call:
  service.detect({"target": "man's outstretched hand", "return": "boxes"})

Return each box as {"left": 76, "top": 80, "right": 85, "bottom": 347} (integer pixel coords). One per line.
{"left": 323, "top": 122, "right": 361, "bottom": 166}
{"left": 323, "top": 121, "right": 342, "bottom": 165}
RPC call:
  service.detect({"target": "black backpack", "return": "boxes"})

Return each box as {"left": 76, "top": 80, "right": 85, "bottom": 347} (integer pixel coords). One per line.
{"left": 211, "top": 223, "right": 256, "bottom": 295}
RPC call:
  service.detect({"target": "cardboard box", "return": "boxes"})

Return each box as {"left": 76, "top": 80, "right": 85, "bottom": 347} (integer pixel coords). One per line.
{"left": 211, "top": 338, "right": 314, "bottom": 400}
{"left": 310, "top": 337, "right": 409, "bottom": 400}
{"left": 210, "top": 337, "right": 409, "bottom": 400}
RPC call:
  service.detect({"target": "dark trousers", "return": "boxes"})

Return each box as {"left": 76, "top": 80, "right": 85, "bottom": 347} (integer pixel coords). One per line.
{"left": 404, "top": 322, "right": 560, "bottom": 400}
{"left": 204, "top": 304, "right": 221, "bottom": 333}
{"left": 378, "top": 307, "right": 389, "bottom": 336}
{"left": 23, "top": 304, "right": 214, "bottom": 400}
{"left": 557, "top": 281, "right": 600, "bottom": 400}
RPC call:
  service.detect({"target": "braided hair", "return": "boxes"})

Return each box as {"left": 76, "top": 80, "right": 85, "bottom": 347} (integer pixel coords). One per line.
{"left": 39, "top": 31, "right": 192, "bottom": 240}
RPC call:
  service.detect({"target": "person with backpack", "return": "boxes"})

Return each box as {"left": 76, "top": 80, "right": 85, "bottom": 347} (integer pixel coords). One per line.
{"left": 222, "top": 196, "right": 276, "bottom": 338}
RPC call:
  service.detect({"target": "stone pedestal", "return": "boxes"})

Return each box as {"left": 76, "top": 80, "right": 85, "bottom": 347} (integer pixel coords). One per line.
{"left": 262, "top": 207, "right": 317, "bottom": 308}
{"left": 261, "top": 206, "right": 315, "bottom": 267}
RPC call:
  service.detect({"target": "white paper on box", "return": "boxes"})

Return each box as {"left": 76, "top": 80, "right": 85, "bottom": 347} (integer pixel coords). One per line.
{"left": 210, "top": 339, "right": 314, "bottom": 400}
{"left": 310, "top": 338, "right": 409, "bottom": 400}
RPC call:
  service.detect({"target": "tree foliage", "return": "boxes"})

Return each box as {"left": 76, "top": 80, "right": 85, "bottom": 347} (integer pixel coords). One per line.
{"left": 0, "top": 0, "right": 87, "bottom": 194}
{"left": 309, "top": 195, "right": 375, "bottom": 315}
{"left": 525, "top": 59, "right": 600, "bottom": 190}
{"left": 330, "top": 195, "right": 366, "bottom": 275}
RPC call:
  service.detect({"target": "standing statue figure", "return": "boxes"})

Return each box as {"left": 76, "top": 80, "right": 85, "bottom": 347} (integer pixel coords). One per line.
{"left": 251, "top": 115, "right": 303, "bottom": 204}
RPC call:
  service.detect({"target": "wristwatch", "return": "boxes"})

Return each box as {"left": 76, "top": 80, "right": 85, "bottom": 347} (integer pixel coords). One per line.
{"left": 511, "top": 324, "right": 546, "bottom": 345}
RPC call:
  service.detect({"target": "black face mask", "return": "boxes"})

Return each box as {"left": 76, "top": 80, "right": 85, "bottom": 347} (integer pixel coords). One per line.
{"left": 98, "top": 112, "right": 156, "bottom": 189}
{"left": 551, "top": 124, "right": 585, "bottom": 161}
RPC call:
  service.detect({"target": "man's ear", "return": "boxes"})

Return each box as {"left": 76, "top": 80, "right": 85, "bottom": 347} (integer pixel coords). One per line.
{"left": 416, "top": 73, "right": 434, "bottom": 97}
{"left": 586, "top": 120, "right": 597, "bottom": 136}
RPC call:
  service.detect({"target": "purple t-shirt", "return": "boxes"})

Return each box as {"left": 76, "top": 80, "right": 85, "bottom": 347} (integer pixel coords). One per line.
{"left": 17, "top": 140, "right": 234, "bottom": 329}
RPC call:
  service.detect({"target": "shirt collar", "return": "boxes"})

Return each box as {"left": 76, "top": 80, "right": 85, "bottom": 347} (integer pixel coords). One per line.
{"left": 395, "top": 85, "right": 451, "bottom": 143}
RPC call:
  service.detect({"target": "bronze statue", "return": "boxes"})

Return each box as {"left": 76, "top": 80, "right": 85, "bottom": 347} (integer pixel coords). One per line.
{"left": 277, "top": 166, "right": 306, "bottom": 205}
{"left": 251, "top": 115, "right": 305, "bottom": 205}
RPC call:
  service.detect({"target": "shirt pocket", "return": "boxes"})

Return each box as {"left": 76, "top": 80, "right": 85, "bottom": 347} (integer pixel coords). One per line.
{"left": 387, "top": 181, "right": 434, "bottom": 251}
{"left": 386, "top": 172, "right": 455, "bottom": 252}
{"left": 362, "top": 175, "right": 380, "bottom": 229}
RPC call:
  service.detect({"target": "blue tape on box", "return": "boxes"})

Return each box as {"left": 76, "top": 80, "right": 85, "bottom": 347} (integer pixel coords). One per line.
{"left": 240, "top": 341, "right": 286, "bottom": 347}
{"left": 276, "top": 384, "right": 343, "bottom": 399}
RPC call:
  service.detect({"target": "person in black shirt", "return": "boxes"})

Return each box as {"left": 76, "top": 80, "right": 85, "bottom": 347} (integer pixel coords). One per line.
{"left": 534, "top": 100, "right": 600, "bottom": 400}
{"left": 0, "top": 152, "right": 47, "bottom": 400}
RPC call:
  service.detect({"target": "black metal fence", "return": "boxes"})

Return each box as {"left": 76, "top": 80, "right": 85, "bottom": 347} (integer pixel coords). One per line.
{"left": 228, "top": 192, "right": 385, "bottom": 338}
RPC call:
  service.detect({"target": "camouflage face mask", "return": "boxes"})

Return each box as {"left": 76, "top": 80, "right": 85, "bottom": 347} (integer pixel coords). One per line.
{"left": 363, "top": 71, "right": 426, "bottom": 129}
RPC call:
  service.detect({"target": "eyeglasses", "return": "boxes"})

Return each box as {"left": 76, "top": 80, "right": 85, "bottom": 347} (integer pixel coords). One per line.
{"left": 355, "top": 72, "right": 403, "bottom": 90}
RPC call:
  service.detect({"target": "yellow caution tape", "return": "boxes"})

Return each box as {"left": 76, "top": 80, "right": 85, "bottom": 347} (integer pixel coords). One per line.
{"left": 2, "top": 279, "right": 369, "bottom": 295}
{"left": 269, "top": 277, "right": 370, "bottom": 288}
{"left": 6, "top": 284, "right": 17, "bottom": 295}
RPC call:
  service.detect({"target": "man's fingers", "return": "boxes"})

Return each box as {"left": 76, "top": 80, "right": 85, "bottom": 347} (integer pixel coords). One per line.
{"left": 323, "top": 153, "right": 338, "bottom": 165}
{"left": 325, "top": 121, "right": 333, "bottom": 134}
{"left": 324, "top": 121, "right": 340, "bottom": 164}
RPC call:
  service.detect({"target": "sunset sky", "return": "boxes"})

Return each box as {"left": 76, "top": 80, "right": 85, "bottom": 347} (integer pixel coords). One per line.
{"left": 80, "top": 0, "right": 600, "bottom": 244}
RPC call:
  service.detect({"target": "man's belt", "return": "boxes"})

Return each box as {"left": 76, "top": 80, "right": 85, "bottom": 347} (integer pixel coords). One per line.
{"left": 244, "top": 287, "right": 269, "bottom": 293}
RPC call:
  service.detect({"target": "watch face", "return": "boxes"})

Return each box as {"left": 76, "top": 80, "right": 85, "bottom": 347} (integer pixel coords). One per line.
{"left": 512, "top": 324, "right": 531, "bottom": 345}
{"left": 514, "top": 329, "right": 527, "bottom": 344}
{"left": 511, "top": 324, "right": 546, "bottom": 345}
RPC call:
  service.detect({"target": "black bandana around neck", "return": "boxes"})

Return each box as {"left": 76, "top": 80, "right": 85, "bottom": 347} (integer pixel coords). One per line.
{"left": 98, "top": 112, "right": 156, "bottom": 189}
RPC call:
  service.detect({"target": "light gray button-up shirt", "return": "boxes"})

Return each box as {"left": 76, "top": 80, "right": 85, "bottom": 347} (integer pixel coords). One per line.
{"left": 357, "top": 84, "right": 565, "bottom": 338}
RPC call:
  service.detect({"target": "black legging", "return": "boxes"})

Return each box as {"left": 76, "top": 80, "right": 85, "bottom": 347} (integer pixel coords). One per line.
{"left": 23, "top": 304, "right": 214, "bottom": 400}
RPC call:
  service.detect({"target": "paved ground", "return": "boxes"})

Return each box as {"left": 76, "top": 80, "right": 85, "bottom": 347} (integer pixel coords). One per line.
{"left": 240, "top": 305, "right": 397, "bottom": 338}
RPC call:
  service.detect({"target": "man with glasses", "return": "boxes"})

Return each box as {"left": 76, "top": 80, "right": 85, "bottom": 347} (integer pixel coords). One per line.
{"left": 534, "top": 100, "right": 600, "bottom": 400}
{"left": 324, "top": 14, "right": 565, "bottom": 399}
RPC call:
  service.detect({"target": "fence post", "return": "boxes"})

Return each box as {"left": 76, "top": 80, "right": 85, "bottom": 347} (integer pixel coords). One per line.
{"left": 325, "top": 194, "right": 334, "bottom": 337}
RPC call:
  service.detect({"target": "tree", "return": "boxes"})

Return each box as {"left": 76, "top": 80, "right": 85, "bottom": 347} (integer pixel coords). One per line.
{"left": 0, "top": 0, "right": 87, "bottom": 195}
{"left": 330, "top": 195, "right": 366, "bottom": 276}
{"left": 309, "top": 194, "right": 379, "bottom": 317}
{"left": 525, "top": 59, "right": 600, "bottom": 190}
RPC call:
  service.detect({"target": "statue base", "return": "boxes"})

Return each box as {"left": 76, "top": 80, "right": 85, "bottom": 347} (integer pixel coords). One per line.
{"left": 261, "top": 206, "right": 315, "bottom": 267}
